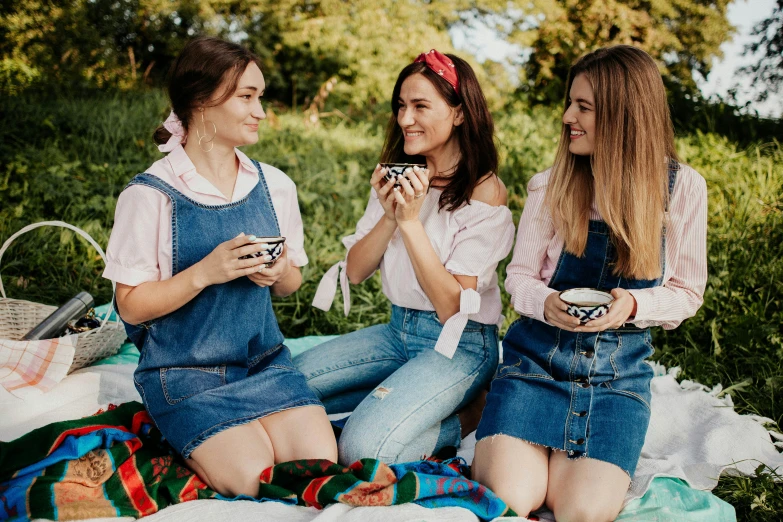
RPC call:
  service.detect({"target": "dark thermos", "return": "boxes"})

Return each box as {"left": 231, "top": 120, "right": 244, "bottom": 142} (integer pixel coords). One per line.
{"left": 21, "top": 291, "right": 95, "bottom": 340}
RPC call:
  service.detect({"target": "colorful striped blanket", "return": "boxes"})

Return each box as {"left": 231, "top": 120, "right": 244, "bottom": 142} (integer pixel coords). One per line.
{"left": 0, "top": 402, "right": 513, "bottom": 521}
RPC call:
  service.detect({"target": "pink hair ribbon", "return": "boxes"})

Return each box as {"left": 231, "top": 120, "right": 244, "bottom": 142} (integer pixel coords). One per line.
{"left": 158, "top": 110, "right": 187, "bottom": 152}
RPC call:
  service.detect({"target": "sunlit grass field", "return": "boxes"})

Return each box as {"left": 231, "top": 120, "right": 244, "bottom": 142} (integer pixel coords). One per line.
{"left": 1, "top": 92, "right": 782, "bottom": 519}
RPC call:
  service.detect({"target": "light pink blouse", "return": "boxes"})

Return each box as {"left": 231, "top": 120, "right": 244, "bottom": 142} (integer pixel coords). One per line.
{"left": 313, "top": 187, "right": 515, "bottom": 358}
{"left": 103, "top": 145, "right": 308, "bottom": 286}
{"left": 506, "top": 163, "right": 708, "bottom": 329}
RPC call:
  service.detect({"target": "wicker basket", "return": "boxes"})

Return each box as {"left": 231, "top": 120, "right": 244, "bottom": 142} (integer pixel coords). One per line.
{"left": 0, "top": 221, "right": 128, "bottom": 373}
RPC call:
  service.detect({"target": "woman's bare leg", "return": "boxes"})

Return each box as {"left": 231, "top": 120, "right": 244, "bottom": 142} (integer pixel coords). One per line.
{"left": 472, "top": 435, "right": 550, "bottom": 517}
{"left": 546, "top": 451, "right": 630, "bottom": 522}
{"left": 187, "top": 420, "right": 275, "bottom": 497}
{"left": 259, "top": 405, "right": 338, "bottom": 463}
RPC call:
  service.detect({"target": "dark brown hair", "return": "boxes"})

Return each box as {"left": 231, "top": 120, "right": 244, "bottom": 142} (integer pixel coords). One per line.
{"left": 379, "top": 54, "right": 498, "bottom": 211}
{"left": 153, "top": 36, "right": 263, "bottom": 145}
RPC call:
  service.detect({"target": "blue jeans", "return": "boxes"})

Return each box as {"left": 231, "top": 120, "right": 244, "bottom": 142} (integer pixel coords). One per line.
{"left": 294, "top": 305, "right": 499, "bottom": 465}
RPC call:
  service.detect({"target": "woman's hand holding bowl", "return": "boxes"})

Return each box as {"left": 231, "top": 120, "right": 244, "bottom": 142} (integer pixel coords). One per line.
{"left": 194, "top": 234, "right": 271, "bottom": 288}
{"left": 393, "top": 166, "right": 429, "bottom": 223}
{"left": 545, "top": 287, "right": 637, "bottom": 332}
{"left": 544, "top": 292, "right": 583, "bottom": 331}
{"left": 573, "top": 288, "right": 636, "bottom": 332}
{"left": 248, "top": 244, "right": 291, "bottom": 288}
{"left": 371, "top": 164, "right": 398, "bottom": 223}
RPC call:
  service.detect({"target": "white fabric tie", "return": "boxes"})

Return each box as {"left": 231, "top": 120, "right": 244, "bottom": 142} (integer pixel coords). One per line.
{"left": 434, "top": 287, "right": 481, "bottom": 359}
{"left": 312, "top": 260, "right": 350, "bottom": 316}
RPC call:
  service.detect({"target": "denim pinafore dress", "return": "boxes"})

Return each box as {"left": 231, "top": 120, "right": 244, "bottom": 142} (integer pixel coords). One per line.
{"left": 122, "top": 161, "right": 321, "bottom": 459}
{"left": 476, "top": 162, "right": 679, "bottom": 476}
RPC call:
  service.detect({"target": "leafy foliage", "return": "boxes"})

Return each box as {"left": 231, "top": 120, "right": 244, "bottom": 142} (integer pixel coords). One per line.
{"left": 0, "top": 0, "right": 209, "bottom": 93}
{"left": 0, "top": 0, "right": 505, "bottom": 110}
{"left": 1, "top": 0, "right": 738, "bottom": 117}
{"left": 512, "top": 0, "right": 734, "bottom": 104}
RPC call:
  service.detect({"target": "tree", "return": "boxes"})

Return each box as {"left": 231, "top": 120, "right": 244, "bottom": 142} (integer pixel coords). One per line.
{"left": 511, "top": 0, "right": 734, "bottom": 104}
{"left": 234, "top": 0, "right": 510, "bottom": 114}
{"left": 0, "top": 0, "right": 214, "bottom": 94}
{"left": 0, "top": 0, "right": 508, "bottom": 112}
{"left": 1, "top": 0, "right": 736, "bottom": 114}
{"left": 741, "top": 0, "right": 783, "bottom": 106}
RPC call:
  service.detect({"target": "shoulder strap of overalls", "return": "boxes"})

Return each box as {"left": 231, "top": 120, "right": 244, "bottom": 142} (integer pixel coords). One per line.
{"left": 126, "top": 173, "right": 180, "bottom": 200}
{"left": 666, "top": 159, "right": 679, "bottom": 211}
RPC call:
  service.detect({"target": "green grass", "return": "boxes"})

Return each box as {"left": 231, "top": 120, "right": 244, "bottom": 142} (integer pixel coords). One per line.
{"left": 1, "top": 92, "right": 782, "bottom": 520}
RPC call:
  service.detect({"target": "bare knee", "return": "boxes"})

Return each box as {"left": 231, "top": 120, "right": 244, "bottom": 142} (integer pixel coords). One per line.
{"left": 472, "top": 448, "right": 545, "bottom": 516}
{"left": 476, "top": 465, "right": 545, "bottom": 517}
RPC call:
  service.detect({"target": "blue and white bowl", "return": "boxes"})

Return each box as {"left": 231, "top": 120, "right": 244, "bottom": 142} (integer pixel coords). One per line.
{"left": 560, "top": 288, "right": 614, "bottom": 323}
{"left": 240, "top": 236, "right": 286, "bottom": 265}
{"left": 381, "top": 163, "right": 425, "bottom": 187}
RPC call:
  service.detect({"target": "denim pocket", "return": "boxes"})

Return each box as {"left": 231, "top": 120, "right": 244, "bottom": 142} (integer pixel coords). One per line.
{"left": 161, "top": 366, "right": 226, "bottom": 405}
{"left": 601, "top": 382, "right": 652, "bottom": 411}
{"left": 496, "top": 362, "right": 555, "bottom": 381}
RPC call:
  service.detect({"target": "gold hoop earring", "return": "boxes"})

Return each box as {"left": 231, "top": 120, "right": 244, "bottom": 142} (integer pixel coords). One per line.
{"left": 197, "top": 109, "right": 217, "bottom": 152}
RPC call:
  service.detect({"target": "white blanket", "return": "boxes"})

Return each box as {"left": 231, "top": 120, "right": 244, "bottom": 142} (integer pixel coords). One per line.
{"left": 63, "top": 502, "right": 483, "bottom": 522}
{"left": 633, "top": 363, "right": 783, "bottom": 498}
{"left": 4, "top": 362, "right": 781, "bottom": 522}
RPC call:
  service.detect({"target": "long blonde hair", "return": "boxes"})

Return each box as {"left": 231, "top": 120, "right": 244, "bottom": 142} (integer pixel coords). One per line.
{"left": 545, "top": 45, "right": 678, "bottom": 280}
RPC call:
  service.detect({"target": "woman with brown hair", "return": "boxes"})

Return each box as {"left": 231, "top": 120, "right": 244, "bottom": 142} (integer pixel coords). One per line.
{"left": 472, "top": 45, "right": 708, "bottom": 520}
{"left": 297, "top": 50, "right": 515, "bottom": 464}
{"left": 103, "top": 36, "right": 337, "bottom": 497}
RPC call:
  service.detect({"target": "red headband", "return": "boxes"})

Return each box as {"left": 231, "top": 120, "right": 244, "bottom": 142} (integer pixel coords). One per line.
{"left": 414, "top": 49, "right": 459, "bottom": 94}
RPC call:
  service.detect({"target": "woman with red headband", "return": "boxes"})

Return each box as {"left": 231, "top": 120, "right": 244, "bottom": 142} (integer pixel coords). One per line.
{"left": 296, "top": 50, "right": 514, "bottom": 464}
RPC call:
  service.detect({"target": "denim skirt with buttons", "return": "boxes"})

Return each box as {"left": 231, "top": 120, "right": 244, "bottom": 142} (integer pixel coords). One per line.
{"left": 476, "top": 316, "right": 655, "bottom": 476}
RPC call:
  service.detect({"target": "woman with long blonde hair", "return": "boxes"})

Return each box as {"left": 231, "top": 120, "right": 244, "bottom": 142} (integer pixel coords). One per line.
{"left": 471, "top": 45, "right": 708, "bottom": 520}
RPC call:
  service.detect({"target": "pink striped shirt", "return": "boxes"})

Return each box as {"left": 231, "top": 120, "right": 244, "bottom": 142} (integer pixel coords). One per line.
{"left": 506, "top": 163, "right": 707, "bottom": 329}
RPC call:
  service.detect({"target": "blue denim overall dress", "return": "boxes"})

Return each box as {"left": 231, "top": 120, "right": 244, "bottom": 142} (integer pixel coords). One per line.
{"left": 122, "top": 161, "right": 322, "bottom": 459}
{"left": 476, "top": 163, "right": 679, "bottom": 476}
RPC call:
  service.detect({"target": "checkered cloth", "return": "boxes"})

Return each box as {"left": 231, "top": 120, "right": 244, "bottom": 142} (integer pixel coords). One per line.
{"left": 0, "top": 335, "right": 77, "bottom": 399}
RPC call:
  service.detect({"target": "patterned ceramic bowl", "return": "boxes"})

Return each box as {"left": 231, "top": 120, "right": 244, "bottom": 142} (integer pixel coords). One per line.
{"left": 380, "top": 163, "right": 426, "bottom": 187}
{"left": 559, "top": 288, "right": 614, "bottom": 323}
{"left": 240, "top": 236, "right": 286, "bottom": 266}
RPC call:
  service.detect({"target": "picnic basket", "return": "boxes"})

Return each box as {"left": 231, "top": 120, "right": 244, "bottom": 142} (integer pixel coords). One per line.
{"left": 0, "top": 221, "right": 127, "bottom": 373}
